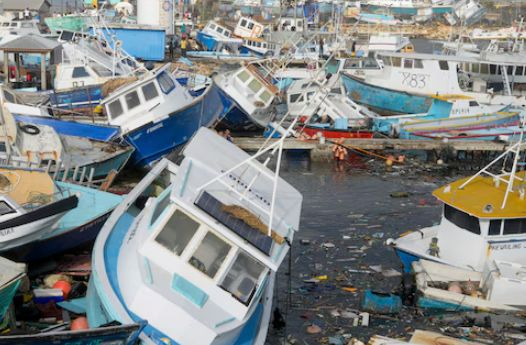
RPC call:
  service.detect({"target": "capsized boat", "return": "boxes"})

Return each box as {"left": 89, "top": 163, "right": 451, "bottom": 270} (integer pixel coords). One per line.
{"left": 2, "top": 180, "right": 123, "bottom": 262}
{"left": 0, "top": 99, "right": 132, "bottom": 182}
{"left": 196, "top": 21, "right": 243, "bottom": 52}
{"left": 0, "top": 256, "right": 25, "bottom": 322}
{"left": 0, "top": 323, "right": 144, "bottom": 345}
{"left": 341, "top": 51, "right": 526, "bottom": 115}
{"left": 286, "top": 76, "right": 377, "bottom": 138}
{"left": 388, "top": 133, "right": 526, "bottom": 272}
{"left": 373, "top": 96, "right": 520, "bottom": 139}
{"left": 413, "top": 259, "right": 526, "bottom": 312}
{"left": 215, "top": 64, "right": 278, "bottom": 130}
{"left": 0, "top": 167, "right": 78, "bottom": 252}
{"left": 12, "top": 65, "right": 229, "bottom": 167}
{"left": 86, "top": 127, "right": 302, "bottom": 344}
{"left": 50, "top": 30, "right": 145, "bottom": 113}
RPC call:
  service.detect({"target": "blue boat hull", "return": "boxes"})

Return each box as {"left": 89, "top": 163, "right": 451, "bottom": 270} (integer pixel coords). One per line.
{"left": 196, "top": 31, "right": 219, "bottom": 51}
{"left": 341, "top": 73, "right": 433, "bottom": 115}
{"left": 125, "top": 82, "right": 229, "bottom": 167}
{"left": 417, "top": 296, "right": 474, "bottom": 312}
{"left": 393, "top": 247, "right": 422, "bottom": 273}
{"left": 49, "top": 85, "right": 103, "bottom": 112}
{"left": 2, "top": 211, "right": 111, "bottom": 262}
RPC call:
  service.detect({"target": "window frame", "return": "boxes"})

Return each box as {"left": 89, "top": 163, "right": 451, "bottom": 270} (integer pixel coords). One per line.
{"left": 124, "top": 90, "right": 141, "bottom": 111}
{"left": 157, "top": 71, "right": 176, "bottom": 94}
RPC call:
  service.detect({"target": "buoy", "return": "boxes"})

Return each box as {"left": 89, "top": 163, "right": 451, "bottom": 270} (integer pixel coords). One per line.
{"left": 448, "top": 282, "right": 462, "bottom": 294}
{"left": 53, "top": 280, "right": 72, "bottom": 299}
{"left": 385, "top": 159, "right": 393, "bottom": 167}
{"left": 70, "top": 317, "right": 89, "bottom": 331}
{"left": 437, "top": 159, "right": 444, "bottom": 165}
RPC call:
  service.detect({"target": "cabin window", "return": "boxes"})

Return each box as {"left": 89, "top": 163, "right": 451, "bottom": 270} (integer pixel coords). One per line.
{"left": 125, "top": 91, "right": 140, "bottom": 110}
{"left": 1, "top": 23, "right": 9, "bottom": 27}
{"left": 289, "top": 93, "right": 302, "bottom": 103}
{"left": 414, "top": 59, "right": 423, "bottom": 69}
{"left": 472, "top": 63, "right": 480, "bottom": 73}
{"left": 150, "top": 187, "right": 172, "bottom": 225}
{"left": 108, "top": 99, "right": 124, "bottom": 119}
{"left": 248, "top": 22, "right": 254, "bottom": 30}
{"left": 237, "top": 70, "right": 250, "bottom": 83}
{"left": 21, "top": 22, "right": 34, "bottom": 28}
{"left": 155, "top": 209, "right": 199, "bottom": 255}
{"left": 142, "top": 82, "right": 159, "bottom": 101}
{"left": 489, "top": 220, "right": 502, "bottom": 236}
{"left": 480, "top": 64, "right": 489, "bottom": 74}
{"left": 404, "top": 59, "right": 413, "bottom": 69}
{"left": 391, "top": 57, "right": 401, "bottom": 67}
{"left": 157, "top": 72, "right": 175, "bottom": 94}
{"left": 240, "top": 19, "right": 247, "bottom": 27}
{"left": 489, "top": 64, "right": 497, "bottom": 75}
{"left": 469, "top": 101, "right": 479, "bottom": 107}
{"left": 248, "top": 79, "right": 262, "bottom": 93}
{"left": 0, "top": 201, "right": 15, "bottom": 216}
{"left": 189, "top": 232, "right": 231, "bottom": 279}
{"left": 517, "top": 66, "right": 524, "bottom": 76}
{"left": 10, "top": 23, "right": 17, "bottom": 27}
{"left": 383, "top": 57, "right": 392, "bottom": 66}
{"left": 217, "top": 27, "right": 224, "bottom": 35}
{"left": 503, "top": 219, "right": 526, "bottom": 235}
{"left": 439, "top": 61, "right": 449, "bottom": 70}
{"left": 444, "top": 204, "right": 480, "bottom": 235}
{"left": 72, "top": 67, "right": 90, "bottom": 78}
{"left": 210, "top": 24, "right": 216, "bottom": 30}
{"left": 507, "top": 66, "right": 514, "bottom": 75}
{"left": 3, "top": 90, "right": 15, "bottom": 103}
{"left": 260, "top": 90, "right": 272, "bottom": 103}
{"left": 220, "top": 252, "right": 265, "bottom": 305}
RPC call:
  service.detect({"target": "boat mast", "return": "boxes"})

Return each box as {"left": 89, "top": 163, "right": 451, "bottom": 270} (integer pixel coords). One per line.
{"left": 458, "top": 118, "right": 526, "bottom": 209}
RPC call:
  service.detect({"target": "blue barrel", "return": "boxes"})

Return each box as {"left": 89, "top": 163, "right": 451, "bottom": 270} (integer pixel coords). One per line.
{"left": 361, "top": 290, "right": 402, "bottom": 314}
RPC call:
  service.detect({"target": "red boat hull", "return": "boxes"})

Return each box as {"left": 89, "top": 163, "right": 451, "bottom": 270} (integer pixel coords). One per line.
{"left": 302, "top": 126, "right": 373, "bottom": 139}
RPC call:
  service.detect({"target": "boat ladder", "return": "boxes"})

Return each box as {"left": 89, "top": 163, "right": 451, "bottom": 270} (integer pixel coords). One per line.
{"left": 500, "top": 65, "right": 513, "bottom": 96}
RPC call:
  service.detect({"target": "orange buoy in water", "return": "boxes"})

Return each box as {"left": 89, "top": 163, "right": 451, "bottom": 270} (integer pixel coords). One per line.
{"left": 71, "top": 317, "right": 89, "bottom": 331}
{"left": 53, "top": 280, "right": 72, "bottom": 299}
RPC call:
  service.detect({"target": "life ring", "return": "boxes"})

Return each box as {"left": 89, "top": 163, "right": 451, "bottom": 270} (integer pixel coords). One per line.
{"left": 19, "top": 124, "right": 40, "bottom": 135}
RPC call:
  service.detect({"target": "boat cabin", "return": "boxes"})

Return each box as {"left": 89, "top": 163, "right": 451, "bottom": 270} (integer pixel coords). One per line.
{"left": 231, "top": 65, "right": 278, "bottom": 110}
{"left": 202, "top": 22, "right": 234, "bottom": 39}
{"left": 0, "top": 19, "right": 41, "bottom": 36}
{"left": 277, "top": 17, "right": 304, "bottom": 32}
{"left": 234, "top": 17, "right": 265, "bottom": 38}
{"left": 103, "top": 66, "right": 192, "bottom": 135}
{"left": 54, "top": 63, "right": 115, "bottom": 91}
{"left": 241, "top": 37, "right": 276, "bottom": 56}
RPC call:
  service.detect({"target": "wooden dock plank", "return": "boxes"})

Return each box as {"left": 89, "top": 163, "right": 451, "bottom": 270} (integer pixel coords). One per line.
{"left": 232, "top": 138, "right": 510, "bottom": 152}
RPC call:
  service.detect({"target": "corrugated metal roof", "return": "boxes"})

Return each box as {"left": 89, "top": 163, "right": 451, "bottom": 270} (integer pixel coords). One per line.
{"left": 0, "top": 34, "right": 61, "bottom": 52}
{"left": 3, "top": 0, "right": 51, "bottom": 11}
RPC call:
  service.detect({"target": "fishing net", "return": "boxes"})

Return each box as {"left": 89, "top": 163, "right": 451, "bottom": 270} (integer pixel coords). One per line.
{"left": 0, "top": 174, "right": 11, "bottom": 193}
{"left": 221, "top": 204, "right": 284, "bottom": 244}
{"left": 101, "top": 77, "right": 138, "bottom": 97}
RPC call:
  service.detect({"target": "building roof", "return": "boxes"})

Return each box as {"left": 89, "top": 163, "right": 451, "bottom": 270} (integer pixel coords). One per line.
{"left": 2, "top": 0, "right": 51, "bottom": 11}
{"left": 0, "top": 34, "right": 61, "bottom": 53}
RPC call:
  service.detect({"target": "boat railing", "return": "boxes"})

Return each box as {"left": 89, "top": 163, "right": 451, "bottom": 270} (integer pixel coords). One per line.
{"left": 458, "top": 116, "right": 526, "bottom": 209}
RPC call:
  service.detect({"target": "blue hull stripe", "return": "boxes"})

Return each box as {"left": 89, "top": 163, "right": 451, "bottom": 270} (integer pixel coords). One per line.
{"left": 13, "top": 114, "right": 120, "bottom": 142}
